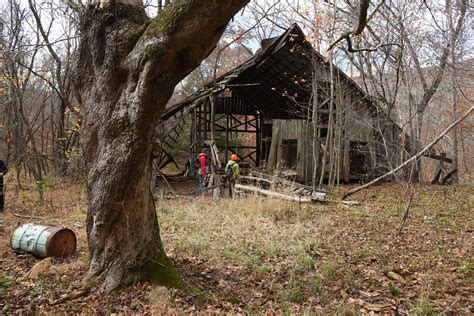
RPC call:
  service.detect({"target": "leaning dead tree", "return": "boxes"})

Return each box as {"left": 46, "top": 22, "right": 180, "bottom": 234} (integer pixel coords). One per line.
{"left": 75, "top": 0, "right": 248, "bottom": 292}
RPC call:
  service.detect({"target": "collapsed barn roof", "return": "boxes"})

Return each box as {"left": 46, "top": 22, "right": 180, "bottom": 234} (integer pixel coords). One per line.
{"left": 161, "top": 23, "right": 379, "bottom": 122}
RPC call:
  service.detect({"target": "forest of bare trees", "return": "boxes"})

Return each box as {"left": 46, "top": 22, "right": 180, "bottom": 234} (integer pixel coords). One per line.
{"left": 1, "top": 0, "right": 471, "bottom": 185}
{"left": 0, "top": 0, "right": 473, "bottom": 313}
{"left": 0, "top": 0, "right": 80, "bottom": 186}
{"left": 242, "top": 0, "right": 472, "bottom": 183}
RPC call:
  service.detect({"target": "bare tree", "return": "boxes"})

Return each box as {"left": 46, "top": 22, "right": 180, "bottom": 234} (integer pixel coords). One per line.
{"left": 0, "top": 0, "right": 47, "bottom": 185}
{"left": 330, "top": 0, "right": 469, "bottom": 181}
{"left": 28, "top": 0, "right": 79, "bottom": 174}
{"left": 1, "top": 0, "right": 84, "bottom": 186}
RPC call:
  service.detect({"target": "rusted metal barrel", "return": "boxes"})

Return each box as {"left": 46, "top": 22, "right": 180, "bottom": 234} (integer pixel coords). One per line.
{"left": 11, "top": 223, "right": 77, "bottom": 258}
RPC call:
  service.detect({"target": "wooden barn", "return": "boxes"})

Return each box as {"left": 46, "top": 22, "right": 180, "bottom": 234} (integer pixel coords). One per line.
{"left": 156, "top": 24, "right": 403, "bottom": 184}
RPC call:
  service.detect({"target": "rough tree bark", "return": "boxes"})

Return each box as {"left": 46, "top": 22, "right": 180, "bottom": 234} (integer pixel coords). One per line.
{"left": 75, "top": 0, "right": 248, "bottom": 292}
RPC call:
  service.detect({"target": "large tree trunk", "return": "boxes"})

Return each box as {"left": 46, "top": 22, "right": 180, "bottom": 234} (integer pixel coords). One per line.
{"left": 75, "top": 0, "right": 247, "bottom": 292}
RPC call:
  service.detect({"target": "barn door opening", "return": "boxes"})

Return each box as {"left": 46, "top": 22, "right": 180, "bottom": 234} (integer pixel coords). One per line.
{"left": 349, "top": 141, "right": 369, "bottom": 176}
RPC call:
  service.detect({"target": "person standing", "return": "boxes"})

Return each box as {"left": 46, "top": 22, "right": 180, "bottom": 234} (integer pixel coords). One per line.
{"left": 196, "top": 152, "right": 207, "bottom": 195}
{"left": 225, "top": 154, "right": 240, "bottom": 198}
{"left": 0, "top": 160, "right": 8, "bottom": 212}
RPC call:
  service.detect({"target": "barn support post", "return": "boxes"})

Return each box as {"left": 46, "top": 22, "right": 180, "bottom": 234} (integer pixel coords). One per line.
{"left": 276, "top": 121, "right": 283, "bottom": 174}
{"left": 256, "top": 113, "right": 261, "bottom": 166}
{"left": 311, "top": 63, "right": 320, "bottom": 188}
{"left": 225, "top": 112, "right": 229, "bottom": 162}
{"left": 335, "top": 81, "right": 344, "bottom": 186}
{"left": 190, "top": 107, "right": 198, "bottom": 175}
{"left": 197, "top": 102, "right": 202, "bottom": 154}
{"left": 203, "top": 101, "right": 207, "bottom": 142}
{"left": 343, "top": 136, "right": 350, "bottom": 182}
{"left": 210, "top": 95, "right": 216, "bottom": 141}
{"left": 319, "top": 66, "right": 335, "bottom": 187}
{"left": 208, "top": 94, "right": 220, "bottom": 197}
{"left": 343, "top": 93, "right": 350, "bottom": 183}
{"left": 296, "top": 120, "right": 307, "bottom": 183}
{"left": 266, "top": 120, "right": 283, "bottom": 175}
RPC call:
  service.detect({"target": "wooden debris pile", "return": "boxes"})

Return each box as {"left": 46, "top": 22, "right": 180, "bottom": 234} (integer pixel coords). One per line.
{"left": 427, "top": 151, "right": 458, "bottom": 185}
{"left": 236, "top": 171, "right": 330, "bottom": 203}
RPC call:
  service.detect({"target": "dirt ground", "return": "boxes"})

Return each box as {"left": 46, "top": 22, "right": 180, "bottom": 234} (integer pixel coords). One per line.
{"left": 0, "top": 177, "right": 472, "bottom": 314}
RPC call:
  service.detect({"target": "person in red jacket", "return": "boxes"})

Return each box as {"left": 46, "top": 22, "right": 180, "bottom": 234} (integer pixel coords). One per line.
{"left": 196, "top": 152, "right": 208, "bottom": 195}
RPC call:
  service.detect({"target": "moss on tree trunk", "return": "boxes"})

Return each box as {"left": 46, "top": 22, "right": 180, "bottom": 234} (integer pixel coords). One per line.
{"left": 75, "top": 0, "right": 248, "bottom": 292}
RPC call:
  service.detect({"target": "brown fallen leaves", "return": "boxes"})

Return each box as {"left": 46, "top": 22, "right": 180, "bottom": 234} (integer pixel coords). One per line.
{"left": 0, "top": 180, "right": 472, "bottom": 314}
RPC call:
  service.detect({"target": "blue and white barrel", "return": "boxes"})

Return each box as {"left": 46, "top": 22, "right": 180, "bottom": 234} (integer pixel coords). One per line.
{"left": 11, "top": 224, "right": 77, "bottom": 258}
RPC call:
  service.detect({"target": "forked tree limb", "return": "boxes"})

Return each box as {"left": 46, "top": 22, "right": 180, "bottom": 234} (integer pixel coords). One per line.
{"left": 327, "top": 0, "right": 386, "bottom": 52}
{"left": 342, "top": 105, "right": 473, "bottom": 199}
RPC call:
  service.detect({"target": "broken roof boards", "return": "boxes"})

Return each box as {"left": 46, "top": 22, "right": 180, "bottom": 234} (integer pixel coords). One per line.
{"left": 161, "top": 23, "right": 383, "bottom": 121}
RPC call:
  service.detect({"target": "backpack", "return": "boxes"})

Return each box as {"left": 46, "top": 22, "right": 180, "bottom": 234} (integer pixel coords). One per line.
{"left": 226, "top": 163, "right": 234, "bottom": 178}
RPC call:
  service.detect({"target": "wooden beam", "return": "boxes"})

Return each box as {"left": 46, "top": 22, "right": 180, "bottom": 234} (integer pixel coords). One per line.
{"left": 250, "top": 171, "right": 330, "bottom": 194}
{"left": 235, "top": 183, "right": 327, "bottom": 202}
{"left": 423, "top": 152, "right": 453, "bottom": 163}
{"left": 441, "top": 168, "right": 458, "bottom": 184}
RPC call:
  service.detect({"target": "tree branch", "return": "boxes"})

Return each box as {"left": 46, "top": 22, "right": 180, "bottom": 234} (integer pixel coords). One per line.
{"left": 328, "top": 0, "right": 386, "bottom": 52}
{"left": 126, "top": 0, "right": 249, "bottom": 92}
{"left": 28, "top": 0, "right": 69, "bottom": 104}
{"left": 342, "top": 105, "right": 473, "bottom": 199}
{"left": 62, "top": 0, "right": 84, "bottom": 13}
{"left": 417, "top": 0, "right": 468, "bottom": 114}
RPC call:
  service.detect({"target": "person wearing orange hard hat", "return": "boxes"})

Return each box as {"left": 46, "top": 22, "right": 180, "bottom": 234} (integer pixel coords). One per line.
{"left": 225, "top": 154, "right": 240, "bottom": 198}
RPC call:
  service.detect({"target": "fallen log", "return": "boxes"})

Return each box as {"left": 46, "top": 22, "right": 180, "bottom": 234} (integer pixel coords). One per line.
{"left": 441, "top": 168, "right": 458, "bottom": 184}
{"left": 249, "top": 171, "right": 330, "bottom": 194}
{"left": 235, "top": 184, "right": 360, "bottom": 205}
{"left": 241, "top": 175, "right": 313, "bottom": 196}
{"left": 156, "top": 169, "right": 175, "bottom": 194}
{"left": 235, "top": 183, "right": 331, "bottom": 202}
{"left": 235, "top": 184, "right": 318, "bottom": 202}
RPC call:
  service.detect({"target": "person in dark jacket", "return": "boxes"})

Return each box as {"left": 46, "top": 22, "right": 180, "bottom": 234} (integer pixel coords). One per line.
{"left": 0, "top": 160, "right": 8, "bottom": 212}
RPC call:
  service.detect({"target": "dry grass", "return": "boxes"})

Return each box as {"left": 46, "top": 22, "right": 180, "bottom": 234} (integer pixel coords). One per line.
{"left": 157, "top": 183, "right": 473, "bottom": 314}
{"left": 0, "top": 176, "right": 472, "bottom": 314}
